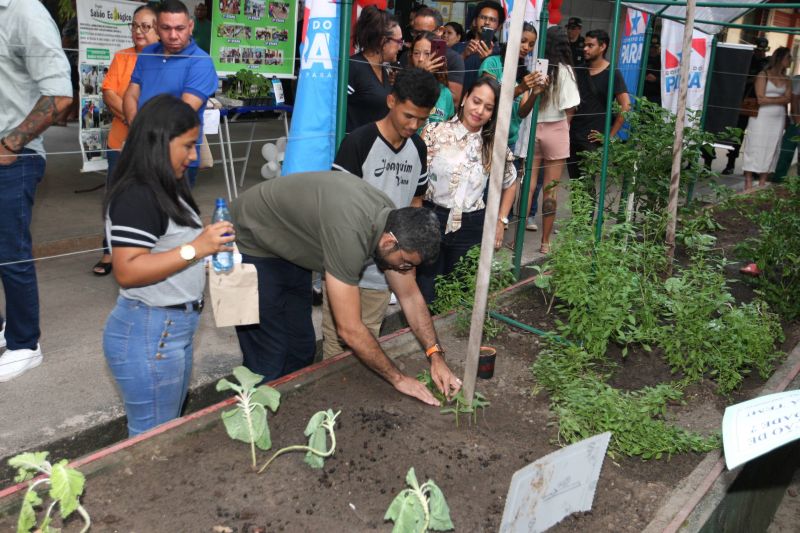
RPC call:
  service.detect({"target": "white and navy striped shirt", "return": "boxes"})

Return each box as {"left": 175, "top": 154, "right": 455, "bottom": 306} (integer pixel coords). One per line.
{"left": 106, "top": 183, "right": 204, "bottom": 307}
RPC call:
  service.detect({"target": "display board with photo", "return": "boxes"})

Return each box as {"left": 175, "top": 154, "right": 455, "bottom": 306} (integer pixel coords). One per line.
{"left": 76, "top": 0, "right": 139, "bottom": 172}
{"left": 211, "top": 0, "right": 296, "bottom": 77}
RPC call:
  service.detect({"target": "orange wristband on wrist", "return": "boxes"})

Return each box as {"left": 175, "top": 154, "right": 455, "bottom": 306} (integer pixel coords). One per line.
{"left": 425, "top": 343, "right": 444, "bottom": 358}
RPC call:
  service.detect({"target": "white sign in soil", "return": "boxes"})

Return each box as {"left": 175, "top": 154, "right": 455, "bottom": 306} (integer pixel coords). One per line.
{"left": 722, "top": 389, "right": 800, "bottom": 470}
{"left": 499, "top": 432, "right": 611, "bottom": 533}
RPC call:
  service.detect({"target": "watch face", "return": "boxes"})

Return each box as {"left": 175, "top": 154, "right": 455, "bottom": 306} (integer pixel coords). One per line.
{"left": 180, "top": 245, "right": 196, "bottom": 261}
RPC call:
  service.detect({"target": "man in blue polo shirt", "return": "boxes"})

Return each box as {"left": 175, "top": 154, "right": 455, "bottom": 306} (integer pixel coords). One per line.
{"left": 123, "top": 0, "right": 217, "bottom": 186}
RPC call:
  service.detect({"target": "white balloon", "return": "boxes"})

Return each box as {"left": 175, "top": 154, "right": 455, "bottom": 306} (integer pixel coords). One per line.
{"left": 261, "top": 143, "right": 277, "bottom": 162}
{"left": 260, "top": 163, "right": 278, "bottom": 179}
{"left": 266, "top": 161, "right": 279, "bottom": 173}
{"left": 277, "top": 151, "right": 285, "bottom": 162}
{"left": 275, "top": 136, "right": 287, "bottom": 154}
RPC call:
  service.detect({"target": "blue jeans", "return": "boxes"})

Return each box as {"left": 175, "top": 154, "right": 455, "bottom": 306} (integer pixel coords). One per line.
{"left": 235, "top": 255, "right": 316, "bottom": 382}
{"left": 103, "top": 295, "right": 201, "bottom": 436}
{"left": 0, "top": 150, "right": 45, "bottom": 350}
{"left": 416, "top": 203, "right": 485, "bottom": 304}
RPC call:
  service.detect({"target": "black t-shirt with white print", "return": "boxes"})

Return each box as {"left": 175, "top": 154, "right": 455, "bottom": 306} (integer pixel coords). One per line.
{"left": 332, "top": 122, "right": 428, "bottom": 290}
{"left": 346, "top": 52, "right": 392, "bottom": 133}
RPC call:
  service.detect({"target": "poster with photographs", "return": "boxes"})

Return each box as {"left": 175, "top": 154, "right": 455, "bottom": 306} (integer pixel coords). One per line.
{"left": 211, "top": 0, "right": 297, "bottom": 77}
{"left": 76, "top": 0, "right": 139, "bottom": 172}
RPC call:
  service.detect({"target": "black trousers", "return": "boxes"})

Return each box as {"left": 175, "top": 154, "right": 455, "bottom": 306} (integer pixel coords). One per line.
{"left": 416, "top": 203, "right": 486, "bottom": 304}
{"left": 235, "top": 255, "right": 316, "bottom": 382}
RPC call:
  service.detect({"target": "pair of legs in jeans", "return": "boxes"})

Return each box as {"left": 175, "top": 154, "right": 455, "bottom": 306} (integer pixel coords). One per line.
{"left": 235, "top": 255, "right": 316, "bottom": 381}
{"left": 416, "top": 203, "right": 485, "bottom": 304}
{"left": 0, "top": 149, "right": 45, "bottom": 352}
{"left": 103, "top": 296, "right": 201, "bottom": 436}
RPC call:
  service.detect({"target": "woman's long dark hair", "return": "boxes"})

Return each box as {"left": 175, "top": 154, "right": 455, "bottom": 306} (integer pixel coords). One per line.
{"left": 458, "top": 76, "right": 501, "bottom": 171}
{"left": 497, "top": 22, "right": 537, "bottom": 84}
{"left": 104, "top": 94, "right": 201, "bottom": 228}
{"left": 766, "top": 46, "right": 790, "bottom": 74}
{"left": 354, "top": 5, "right": 399, "bottom": 55}
{"left": 541, "top": 25, "right": 574, "bottom": 110}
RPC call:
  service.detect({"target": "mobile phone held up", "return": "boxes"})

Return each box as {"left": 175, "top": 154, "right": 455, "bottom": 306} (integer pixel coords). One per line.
{"left": 431, "top": 38, "right": 447, "bottom": 61}
{"left": 481, "top": 27, "right": 495, "bottom": 48}
{"left": 533, "top": 58, "right": 549, "bottom": 77}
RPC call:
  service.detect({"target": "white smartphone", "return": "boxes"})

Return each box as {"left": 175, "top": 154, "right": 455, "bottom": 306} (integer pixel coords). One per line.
{"left": 533, "top": 58, "right": 549, "bottom": 77}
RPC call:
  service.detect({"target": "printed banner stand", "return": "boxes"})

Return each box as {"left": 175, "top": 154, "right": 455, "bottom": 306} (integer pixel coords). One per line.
{"left": 282, "top": 0, "right": 340, "bottom": 174}
{"left": 211, "top": 0, "right": 298, "bottom": 78}
{"left": 617, "top": 8, "right": 649, "bottom": 141}
{"left": 660, "top": 19, "right": 713, "bottom": 125}
{"left": 76, "top": 0, "right": 139, "bottom": 173}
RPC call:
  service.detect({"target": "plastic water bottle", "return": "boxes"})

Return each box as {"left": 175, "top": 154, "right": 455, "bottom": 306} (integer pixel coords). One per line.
{"left": 211, "top": 198, "right": 234, "bottom": 273}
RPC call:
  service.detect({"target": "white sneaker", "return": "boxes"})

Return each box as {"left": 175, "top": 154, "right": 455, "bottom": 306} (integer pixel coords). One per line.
{"left": 389, "top": 292, "right": 398, "bottom": 305}
{"left": 0, "top": 322, "right": 5, "bottom": 349}
{"left": 0, "top": 344, "right": 42, "bottom": 382}
{"left": 526, "top": 217, "right": 538, "bottom": 231}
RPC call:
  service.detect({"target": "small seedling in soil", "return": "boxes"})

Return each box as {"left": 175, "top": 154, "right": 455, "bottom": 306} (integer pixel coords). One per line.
{"left": 8, "top": 451, "right": 91, "bottom": 533}
{"left": 417, "top": 370, "right": 490, "bottom": 427}
{"left": 217, "top": 366, "right": 281, "bottom": 470}
{"left": 257, "top": 409, "right": 341, "bottom": 474}
{"left": 385, "top": 467, "right": 454, "bottom": 533}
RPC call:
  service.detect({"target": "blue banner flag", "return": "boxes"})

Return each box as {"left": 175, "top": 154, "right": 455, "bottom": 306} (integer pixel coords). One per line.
{"left": 282, "top": 0, "right": 340, "bottom": 174}
{"left": 616, "top": 8, "right": 648, "bottom": 140}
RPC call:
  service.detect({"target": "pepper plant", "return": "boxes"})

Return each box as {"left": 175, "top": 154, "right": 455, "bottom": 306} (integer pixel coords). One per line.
{"left": 8, "top": 451, "right": 91, "bottom": 533}
{"left": 385, "top": 467, "right": 454, "bottom": 533}
{"left": 417, "top": 371, "right": 489, "bottom": 427}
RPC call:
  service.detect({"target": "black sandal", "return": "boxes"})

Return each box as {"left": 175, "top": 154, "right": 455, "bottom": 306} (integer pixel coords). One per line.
{"left": 93, "top": 261, "right": 113, "bottom": 276}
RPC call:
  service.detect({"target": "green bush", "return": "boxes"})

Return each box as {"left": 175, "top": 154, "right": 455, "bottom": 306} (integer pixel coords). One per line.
{"left": 430, "top": 246, "right": 516, "bottom": 340}
{"left": 736, "top": 176, "right": 800, "bottom": 319}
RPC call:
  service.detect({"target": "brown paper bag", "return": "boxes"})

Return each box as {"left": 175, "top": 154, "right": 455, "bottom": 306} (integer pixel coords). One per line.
{"left": 208, "top": 262, "right": 260, "bottom": 327}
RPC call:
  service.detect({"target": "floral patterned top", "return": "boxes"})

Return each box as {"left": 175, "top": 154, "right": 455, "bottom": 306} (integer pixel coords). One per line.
{"left": 421, "top": 117, "right": 517, "bottom": 233}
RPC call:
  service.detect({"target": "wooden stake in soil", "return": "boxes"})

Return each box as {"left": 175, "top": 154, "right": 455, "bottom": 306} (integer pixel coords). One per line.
{"left": 462, "top": 0, "right": 528, "bottom": 405}
{"left": 665, "top": 0, "right": 697, "bottom": 275}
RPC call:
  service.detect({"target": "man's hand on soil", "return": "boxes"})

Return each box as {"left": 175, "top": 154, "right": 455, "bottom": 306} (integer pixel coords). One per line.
{"left": 430, "top": 356, "right": 462, "bottom": 400}
{"left": 394, "top": 374, "right": 441, "bottom": 406}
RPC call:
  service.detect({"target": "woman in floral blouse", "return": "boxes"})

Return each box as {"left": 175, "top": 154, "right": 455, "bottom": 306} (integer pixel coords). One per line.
{"left": 416, "top": 76, "right": 518, "bottom": 303}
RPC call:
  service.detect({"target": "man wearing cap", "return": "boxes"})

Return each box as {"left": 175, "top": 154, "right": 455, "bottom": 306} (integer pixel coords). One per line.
{"left": 566, "top": 17, "right": 584, "bottom": 67}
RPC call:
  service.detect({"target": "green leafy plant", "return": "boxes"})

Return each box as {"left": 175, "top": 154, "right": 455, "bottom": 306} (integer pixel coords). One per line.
{"left": 735, "top": 176, "right": 800, "bottom": 319}
{"left": 430, "top": 246, "right": 516, "bottom": 340}
{"left": 225, "top": 69, "right": 273, "bottom": 99}
{"left": 384, "top": 467, "right": 454, "bottom": 533}
{"left": 417, "top": 371, "right": 490, "bottom": 427}
{"left": 532, "top": 345, "right": 719, "bottom": 459}
{"left": 8, "top": 451, "right": 91, "bottom": 533}
{"left": 579, "top": 98, "right": 739, "bottom": 217}
{"left": 216, "top": 366, "right": 281, "bottom": 470}
{"left": 257, "top": 409, "right": 340, "bottom": 474}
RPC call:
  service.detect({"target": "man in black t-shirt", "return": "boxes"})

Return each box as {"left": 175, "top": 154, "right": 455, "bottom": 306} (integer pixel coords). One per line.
{"left": 568, "top": 29, "right": 630, "bottom": 199}
{"left": 642, "top": 34, "right": 661, "bottom": 105}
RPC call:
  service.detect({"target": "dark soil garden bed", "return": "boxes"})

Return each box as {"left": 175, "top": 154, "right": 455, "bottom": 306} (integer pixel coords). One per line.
{"left": 1, "top": 192, "right": 798, "bottom": 532}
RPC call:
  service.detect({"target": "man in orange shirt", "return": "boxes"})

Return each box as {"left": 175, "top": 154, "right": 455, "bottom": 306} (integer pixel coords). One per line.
{"left": 92, "top": 4, "right": 159, "bottom": 276}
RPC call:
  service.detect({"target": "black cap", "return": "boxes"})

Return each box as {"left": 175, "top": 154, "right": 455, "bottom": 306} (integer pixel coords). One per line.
{"left": 754, "top": 37, "right": 770, "bottom": 51}
{"left": 567, "top": 17, "right": 582, "bottom": 28}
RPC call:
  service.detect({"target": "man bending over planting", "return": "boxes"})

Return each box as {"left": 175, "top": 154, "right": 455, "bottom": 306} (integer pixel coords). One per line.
{"left": 232, "top": 171, "right": 462, "bottom": 405}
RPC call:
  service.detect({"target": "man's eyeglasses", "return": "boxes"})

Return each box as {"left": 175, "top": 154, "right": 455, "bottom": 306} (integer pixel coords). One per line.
{"left": 129, "top": 22, "right": 154, "bottom": 33}
{"left": 387, "top": 37, "right": 405, "bottom": 46}
{"left": 388, "top": 232, "right": 416, "bottom": 272}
